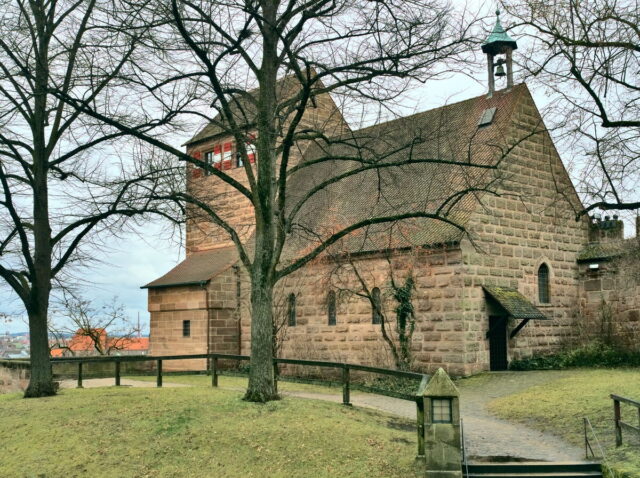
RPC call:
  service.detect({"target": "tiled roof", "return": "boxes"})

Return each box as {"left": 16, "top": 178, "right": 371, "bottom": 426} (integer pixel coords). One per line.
{"left": 482, "top": 286, "right": 548, "bottom": 320}
{"left": 142, "top": 246, "right": 238, "bottom": 289}
{"left": 283, "top": 85, "right": 527, "bottom": 256}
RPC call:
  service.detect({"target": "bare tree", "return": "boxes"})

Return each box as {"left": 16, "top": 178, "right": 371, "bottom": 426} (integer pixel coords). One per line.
{"left": 329, "top": 252, "right": 418, "bottom": 371}
{"left": 500, "top": 0, "right": 639, "bottom": 218}
{"left": 0, "top": 1, "right": 178, "bottom": 397}
{"left": 55, "top": 1, "right": 542, "bottom": 402}
{"left": 49, "top": 296, "right": 141, "bottom": 356}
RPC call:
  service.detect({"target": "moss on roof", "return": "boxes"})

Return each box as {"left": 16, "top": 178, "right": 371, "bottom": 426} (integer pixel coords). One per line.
{"left": 482, "top": 286, "right": 548, "bottom": 320}
{"left": 577, "top": 242, "right": 625, "bottom": 262}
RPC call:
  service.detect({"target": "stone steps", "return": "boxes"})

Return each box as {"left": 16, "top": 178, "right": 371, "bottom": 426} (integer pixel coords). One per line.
{"left": 463, "top": 461, "right": 602, "bottom": 478}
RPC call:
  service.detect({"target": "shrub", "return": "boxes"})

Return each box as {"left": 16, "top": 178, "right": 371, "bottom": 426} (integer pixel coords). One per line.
{"left": 510, "top": 341, "right": 640, "bottom": 371}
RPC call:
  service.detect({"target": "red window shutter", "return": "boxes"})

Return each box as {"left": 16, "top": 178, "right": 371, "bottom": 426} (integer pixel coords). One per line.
{"left": 223, "top": 142, "right": 232, "bottom": 152}
{"left": 191, "top": 169, "right": 202, "bottom": 179}
{"left": 191, "top": 151, "right": 202, "bottom": 160}
{"left": 214, "top": 145, "right": 221, "bottom": 154}
{"left": 248, "top": 153, "right": 256, "bottom": 164}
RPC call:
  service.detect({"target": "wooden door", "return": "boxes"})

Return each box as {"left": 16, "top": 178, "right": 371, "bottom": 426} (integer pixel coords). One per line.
{"left": 488, "top": 316, "right": 508, "bottom": 371}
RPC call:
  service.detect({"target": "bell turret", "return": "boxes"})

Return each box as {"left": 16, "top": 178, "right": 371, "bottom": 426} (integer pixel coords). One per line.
{"left": 482, "top": 9, "right": 518, "bottom": 97}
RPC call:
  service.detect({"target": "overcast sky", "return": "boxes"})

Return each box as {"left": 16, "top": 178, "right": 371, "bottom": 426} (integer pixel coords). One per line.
{"left": 3, "top": 7, "right": 631, "bottom": 336}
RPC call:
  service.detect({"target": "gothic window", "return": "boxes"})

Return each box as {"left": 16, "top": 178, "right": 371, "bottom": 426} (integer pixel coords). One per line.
{"left": 372, "top": 287, "right": 382, "bottom": 325}
{"left": 538, "top": 263, "right": 550, "bottom": 303}
{"left": 327, "top": 291, "right": 336, "bottom": 326}
{"left": 287, "top": 293, "right": 297, "bottom": 327}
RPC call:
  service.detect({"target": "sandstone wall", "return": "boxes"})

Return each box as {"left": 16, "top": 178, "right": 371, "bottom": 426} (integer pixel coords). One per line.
{"left": 460, "top": 88, "right": 590, "bottom": 370}
{"left": 578, "top": 247, "right": 640, "bottom": 349}
{"left": 235, "top": 247, "right": 469, "bottom": 375}
{"left": 148, "top": 285, "right": 208, "bottom": 371}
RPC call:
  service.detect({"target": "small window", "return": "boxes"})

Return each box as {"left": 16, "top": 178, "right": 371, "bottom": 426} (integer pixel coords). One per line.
{"left": 431, "top": 398, "right": 453, "bottom": 423}
{"left": 182, "top": 320, "right": 191, "bottom": 337}
{"left": 203, "top": 151, "right": 214, "bottom": 175}
{"left": 287, "top": 293, "right": 296, "bottom": 327}
{"left": 477, "top": 107, "right": 497, "bottom": 127}
{"left": 538, "top": 263, "right": 550, "bottom": 303}
{"left": 327, "top": 291, "right": 336, "bottom": 326}
{"left": 372, "top": 287, "right": 382, "bottom": 325}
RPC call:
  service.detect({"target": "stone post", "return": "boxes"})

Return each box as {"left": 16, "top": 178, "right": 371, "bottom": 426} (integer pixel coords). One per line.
{"left": 421, "top": 368, "right": 462, "bottom": 478}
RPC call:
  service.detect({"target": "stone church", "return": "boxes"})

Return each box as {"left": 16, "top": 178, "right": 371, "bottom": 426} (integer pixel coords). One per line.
{"left": 143, "top": 16, "right": 639, "bottom": 375}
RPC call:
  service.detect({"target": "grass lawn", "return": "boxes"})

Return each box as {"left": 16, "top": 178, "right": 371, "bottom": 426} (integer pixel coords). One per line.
{"left": 125, "top": 373, "right": 342, "bottom": 395}
{"left": 487, "top": 369, "right": 640, "bottom": 477}
{"left": 0, "top": 386, "right": 419, "bottom": 478}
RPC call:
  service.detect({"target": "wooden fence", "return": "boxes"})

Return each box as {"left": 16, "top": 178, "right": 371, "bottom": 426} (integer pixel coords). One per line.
{"left": 48, "top": 353, "right": 427, "bottom": 405}
{"left": 611, "top": 394, "right": 640, "bottom": 447}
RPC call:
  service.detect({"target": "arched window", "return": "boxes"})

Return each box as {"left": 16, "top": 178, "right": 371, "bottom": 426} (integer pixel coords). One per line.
{"left": 287, "top": 293, "right": 297, "bottom": 326}
{"left": 538, "top": 263, "right": 550, "bottom": 303}
{"left": 327, "top": 291, "right": 336, "bottom": 326}
{"left": 372, "top": 287, "right": 382, "bottom": 325}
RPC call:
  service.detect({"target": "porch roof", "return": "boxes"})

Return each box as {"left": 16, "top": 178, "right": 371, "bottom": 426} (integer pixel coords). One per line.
{"left": 482, "top": 286, "right": 548, "bottom": 320}
{"left": 142, "top": 246, "right": 238, "bottom": 289}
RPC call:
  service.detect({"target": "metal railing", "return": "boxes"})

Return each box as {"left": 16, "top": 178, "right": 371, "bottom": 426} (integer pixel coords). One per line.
{"left": 583, "top": 416, "right": 612, "bottom": 476}
{"left": 461, "top": 418, "right": 470, "bottom": 478}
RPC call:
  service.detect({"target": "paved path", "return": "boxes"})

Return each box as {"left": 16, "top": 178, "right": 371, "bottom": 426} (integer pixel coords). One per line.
{"left": 62, "top": 371, "right": 585, "bottom": 462}
{"left": 278, "top": 371, "right": 584, "bottom": 462}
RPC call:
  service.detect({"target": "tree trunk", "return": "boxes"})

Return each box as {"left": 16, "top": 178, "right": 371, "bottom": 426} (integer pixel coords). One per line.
{"left": 23, "top": 3, "right": 55, "bottom": 398}
{"left": 244, "top": 274, "right": 277, "bottom": 402}
{"left": 24, "top": 308, "right": 55, "bottom": 398}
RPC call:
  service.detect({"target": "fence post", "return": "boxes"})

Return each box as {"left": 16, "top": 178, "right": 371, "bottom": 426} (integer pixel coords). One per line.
{"left": 614, "top": 398, "right": 622, "bottom": 447}
{"left": 211, "top": 357, "right": 218, "bottom": 387}
{"left": 416, "top": 397, "right": 425, "bottom": 458}
{"left": 273, "top": 359, "right": 279, "bottom": 395}
{"left": 115, "top": 359, "right": 121, "bottom": 386}
{"left": 156, "top": 359, "right": 163, "bottom": 388}
{"left": 583, "top": 418, "right": 588, "bottom": 459}
{"left": 342, "top": 365, "right": 351, "bottom": 406}
{"left": 77, "top": 362, "right": 83, "bottom": 389}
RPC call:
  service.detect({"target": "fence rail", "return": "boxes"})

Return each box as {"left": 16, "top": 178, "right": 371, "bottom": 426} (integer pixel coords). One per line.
{"left": 611, "top": 394, "right": 640, "bottom": 447}
{"left": 42, "top": 353, "right": 428, "bottom": 403}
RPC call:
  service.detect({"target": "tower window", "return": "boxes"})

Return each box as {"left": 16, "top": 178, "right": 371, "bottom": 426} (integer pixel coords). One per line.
{"left": 538, "top": 263, "right": 550, "bottom": 304}
{"left": 182, "top": 320, "right": 191, "bottom": 337}
{"left": 327, "top": 291, "right": 336, "bottom": 326}
{"left": 372, "top": 287, "right": 382, "bottom": 325}
{"left": 287, "top": 293, "right": 297, "bottom": 327}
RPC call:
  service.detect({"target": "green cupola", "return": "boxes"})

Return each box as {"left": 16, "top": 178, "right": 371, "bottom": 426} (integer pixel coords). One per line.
{"left": 483, "top": 9, "right": 518, "bottom": 97}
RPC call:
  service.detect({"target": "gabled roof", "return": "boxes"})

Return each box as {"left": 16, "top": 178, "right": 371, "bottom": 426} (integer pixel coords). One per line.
{"left": 482, "top": 286, "right": 548, "bottom": 320}
{"left": 142, "top": 246, "right": 238, "bottom": 289}
{"left": 283, "top": 85, "right": 527, "bottom": 255}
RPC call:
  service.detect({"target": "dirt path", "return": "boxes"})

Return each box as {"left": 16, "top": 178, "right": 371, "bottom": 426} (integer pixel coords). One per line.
{"left": 62, "top": 371, "right": 585, "bottom": 462}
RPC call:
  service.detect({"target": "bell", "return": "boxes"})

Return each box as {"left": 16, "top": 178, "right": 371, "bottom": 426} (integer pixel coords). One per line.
{"left": 495, "top": 63, "right": 506, "bottom": 77}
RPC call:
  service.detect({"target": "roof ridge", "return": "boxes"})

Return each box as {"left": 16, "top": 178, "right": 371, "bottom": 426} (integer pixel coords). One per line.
{"left": 346, "top": 83, "right": 528, "bottom": 137}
